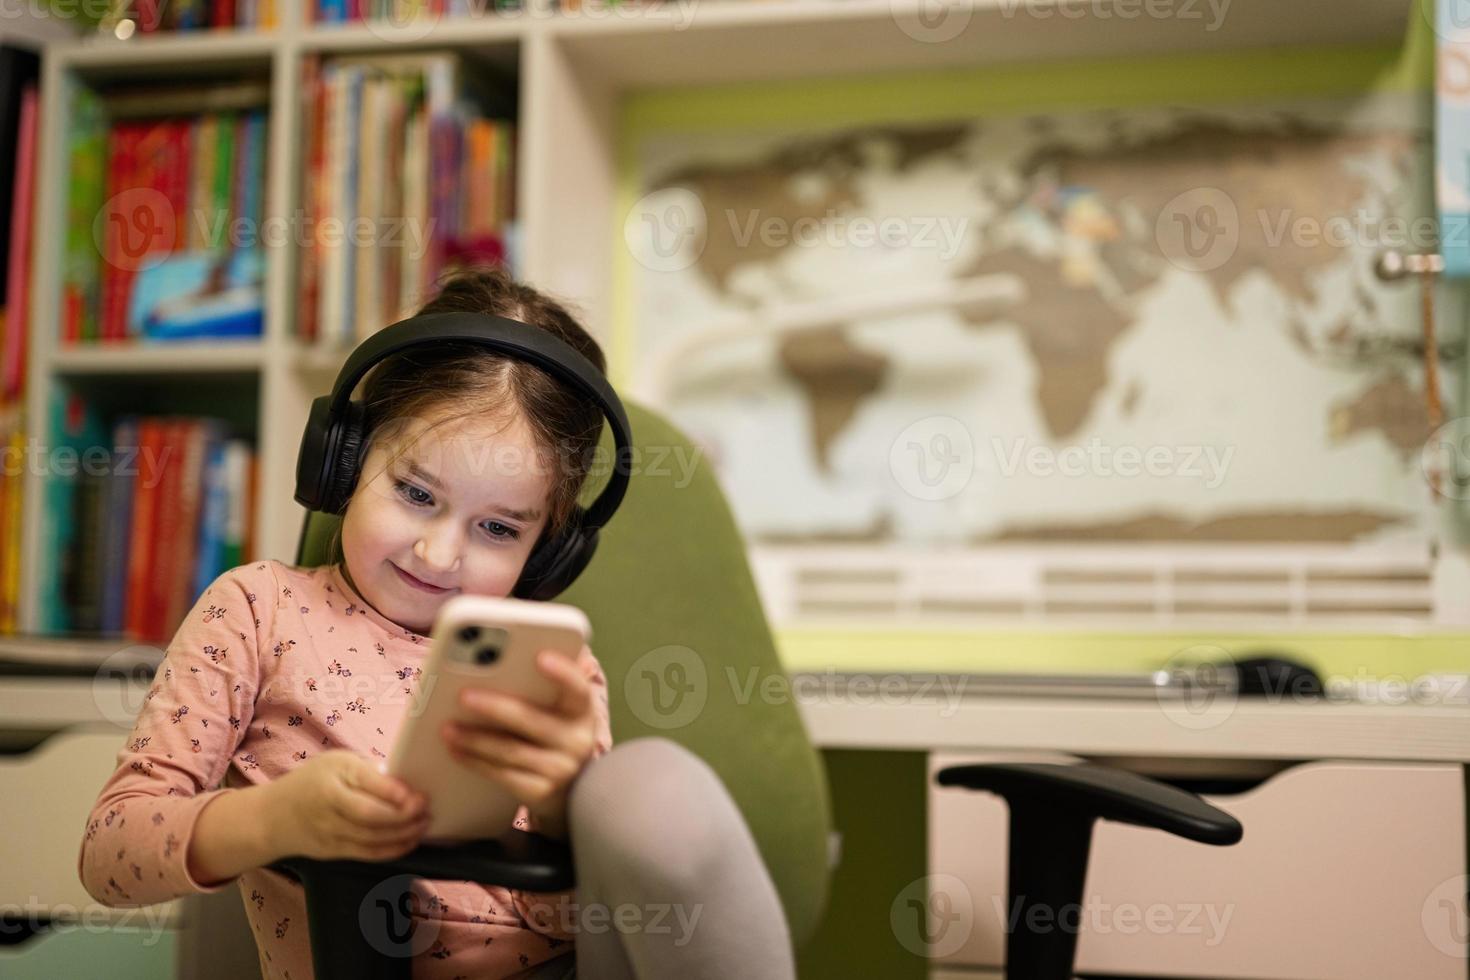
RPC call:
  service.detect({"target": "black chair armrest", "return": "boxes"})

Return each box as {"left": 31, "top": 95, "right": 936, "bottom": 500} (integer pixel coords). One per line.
{"left": 934, "top": 762, "right": 1242, "bottom": 980}
{"left": 935, "top": 762, "right": 1242, "bottom": 844}
{"left": 269, "top": 828, "right": 576, "bottom": 892}
{"left": 265, "top": 830, "right": 574, "bottom": 980}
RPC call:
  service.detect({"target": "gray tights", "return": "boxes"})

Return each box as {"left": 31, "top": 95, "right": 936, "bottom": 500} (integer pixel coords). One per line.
{"left": 512, "top": 738, "right": 796, "bottom": 980}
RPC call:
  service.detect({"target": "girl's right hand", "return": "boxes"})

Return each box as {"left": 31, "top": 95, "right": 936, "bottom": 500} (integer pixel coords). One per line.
{"left": 265, "top": 750, "right": 432, "bottom": 862}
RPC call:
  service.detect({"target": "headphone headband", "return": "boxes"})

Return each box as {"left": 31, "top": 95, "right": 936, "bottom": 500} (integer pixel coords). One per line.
{"left": 330, "top": 311, "right": 632, "bottom": 529}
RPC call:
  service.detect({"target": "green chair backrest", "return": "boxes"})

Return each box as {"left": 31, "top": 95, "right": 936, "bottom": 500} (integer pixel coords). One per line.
{"left": 295, "top": 401, "right": 834, "bottom": 947}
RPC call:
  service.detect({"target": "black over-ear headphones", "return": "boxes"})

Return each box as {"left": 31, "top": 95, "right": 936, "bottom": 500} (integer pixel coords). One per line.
{"left": 294, "top": 311, "right": 633, "bottom": 601}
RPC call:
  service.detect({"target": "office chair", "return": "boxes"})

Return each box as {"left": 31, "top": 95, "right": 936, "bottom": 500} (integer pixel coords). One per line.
{"left": 267, "top": 400, "right": 1242, "bottom": 979}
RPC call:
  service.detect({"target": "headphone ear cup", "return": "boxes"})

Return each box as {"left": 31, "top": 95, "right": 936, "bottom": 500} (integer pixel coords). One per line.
{"left": 513, "top": 511, "right": 599, "bottom": 601}
{"left": 295, "top": 395, "right": 336, "bottom": 511}
{"left": 323, "top": 400, "right": 366, "bottom": 515}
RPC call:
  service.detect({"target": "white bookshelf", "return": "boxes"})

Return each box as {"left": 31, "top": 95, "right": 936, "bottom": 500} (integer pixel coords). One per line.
{"left": 17, "top": 0, "right": 1420, "bottom": 633}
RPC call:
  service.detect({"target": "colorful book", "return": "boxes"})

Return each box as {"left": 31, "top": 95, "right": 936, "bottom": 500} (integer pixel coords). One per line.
{"left": 4, "top": 84, "right": 37, "bottom": 398}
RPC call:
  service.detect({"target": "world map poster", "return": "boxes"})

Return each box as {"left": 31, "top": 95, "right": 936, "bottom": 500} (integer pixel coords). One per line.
{"left": 623, "top": 93, "right": 1450, "bottom": 556}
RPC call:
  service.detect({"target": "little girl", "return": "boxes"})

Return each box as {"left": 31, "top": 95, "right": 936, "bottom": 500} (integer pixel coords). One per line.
{"left": 78, "top": 267, "right": 797, "bottom": 980}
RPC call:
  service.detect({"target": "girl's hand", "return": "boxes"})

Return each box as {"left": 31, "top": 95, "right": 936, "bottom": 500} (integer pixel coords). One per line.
{"left": 441, "top": 647, "right": 599, "bottom": 840}
{"left": 265, "top": 750, "right": 432, "bottom": 862}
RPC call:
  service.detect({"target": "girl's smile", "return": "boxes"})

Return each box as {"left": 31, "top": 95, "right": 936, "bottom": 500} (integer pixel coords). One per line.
{"left": 391, "top": 561, "right": 455, "bottom": 594}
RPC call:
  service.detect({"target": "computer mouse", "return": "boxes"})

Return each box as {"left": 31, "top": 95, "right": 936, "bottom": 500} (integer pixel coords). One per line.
{"left": 1232, "top": 653, "right": 1323, "bottom": 698}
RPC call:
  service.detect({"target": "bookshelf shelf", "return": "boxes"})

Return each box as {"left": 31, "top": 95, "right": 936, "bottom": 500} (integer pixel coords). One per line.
{"left": 298, "top": 17, "right": 528, "bottom": 52}
{"left": 14, "top": 0, "right": 1425, "bottom": 637}
{"left": 50, "top": 340, "right": 267, "bottom": 375}
{"left": 550, "top": 0, "right": 1418, "bottom": 87}
{"left": 55, "top": 32, "right": 280, "bottom": 71}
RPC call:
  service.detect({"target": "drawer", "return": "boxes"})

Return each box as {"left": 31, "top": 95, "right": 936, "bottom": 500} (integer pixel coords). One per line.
{"left": 928, "top": 752, "right": 1467, "bottom": 980}
{"left": 0, "top": 724, "right": 183, "bottom": 927}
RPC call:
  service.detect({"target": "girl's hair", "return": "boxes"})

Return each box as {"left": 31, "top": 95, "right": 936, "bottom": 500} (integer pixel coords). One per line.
{"left": 327, "top": 265, "right": 608, "bottom": 563}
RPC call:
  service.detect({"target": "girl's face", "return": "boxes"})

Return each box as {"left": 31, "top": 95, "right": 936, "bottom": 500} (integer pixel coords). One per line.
{"left": 339, "top": 409, "right": 555, "bottom": 635}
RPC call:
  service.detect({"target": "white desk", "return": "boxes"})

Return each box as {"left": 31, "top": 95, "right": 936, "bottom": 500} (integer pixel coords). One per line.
{"left": 795, "top": 687, "right": 1470, "bottom": 762}
{"left": 791, "top": 674, "right": 1470, "bottom": 980}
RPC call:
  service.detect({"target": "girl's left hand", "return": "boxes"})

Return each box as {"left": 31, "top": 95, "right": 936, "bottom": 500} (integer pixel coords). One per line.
{"left": 441, "top": 646, "right": 599, "bottom": 840}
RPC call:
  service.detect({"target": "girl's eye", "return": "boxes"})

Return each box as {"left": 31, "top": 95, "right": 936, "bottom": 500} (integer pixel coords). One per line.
{"left": 395, "top": 479, "right": 520, "bottom": 541}
{"left": 482, "top": 521, "right": 521, "bottom": 541}
{"left": 393, "top": 480, "right": 433, "bottom": 507}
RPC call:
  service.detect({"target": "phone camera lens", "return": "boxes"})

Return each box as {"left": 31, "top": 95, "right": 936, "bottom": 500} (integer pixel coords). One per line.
{"left": 458, "top": 625, "right": 481, "bottom": 644}
{"left": 475, "top": 646, "right": 500, "bottom": 665}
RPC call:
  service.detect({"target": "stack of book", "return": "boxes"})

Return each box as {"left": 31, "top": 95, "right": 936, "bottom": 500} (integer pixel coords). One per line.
{"left": 0, "top": 44, "right": 40, "bottom": 635}
{"left": 63, "top": 81, "right": 270, "bottom": 346}
{"left": 297, "top": 52, "right": 517, "bottom": 346}
{"left": 45, "top": 393, "right": 257, "bottom": 643}
{"left": 130, "top": 0, "right": 280, "bottom": 31}
{"left": 314, "top": 0, "right": 524, "bottom": 23}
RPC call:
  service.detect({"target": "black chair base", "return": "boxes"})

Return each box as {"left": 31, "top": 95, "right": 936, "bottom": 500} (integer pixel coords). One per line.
{"left": 268, "top": 830, "right": 575, "bottom": 980}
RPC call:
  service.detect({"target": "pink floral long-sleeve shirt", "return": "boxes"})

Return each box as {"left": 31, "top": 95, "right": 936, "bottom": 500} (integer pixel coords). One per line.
{"left": 78, "top": 559, "right": 612, "bottom": 980}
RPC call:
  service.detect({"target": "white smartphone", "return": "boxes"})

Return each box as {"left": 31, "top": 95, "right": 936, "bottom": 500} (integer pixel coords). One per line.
{"left": 387, "top": 594, "right": 591, "bottom": 843}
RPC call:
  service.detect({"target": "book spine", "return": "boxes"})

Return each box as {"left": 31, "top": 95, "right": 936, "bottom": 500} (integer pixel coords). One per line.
{"left": 45, "top": 391, "right": 104, "bottom": 631}
{"left": 188, "top": 116, "right": 216, "bottom": 251}
{"left": 124, "top": 419, "right": 161, "bottom": 639}
{"left": 99, "top": 123, "right": 125, "bottom": 343}
{"left": 163, "top": 420, "right": 209, "bottom": 636}
{"left": 342, "top": 67, "right": 363, "bottom": 343}
{"left": 213, "top": 111, "right": 237, "bottom": 248}
{"left": 381, "top": 78, "right": 405, "bottom": 321}
{"left": 192, "top": 434, "right": 228, "bottom": 597}
{"left": 102, "top": 416, "right": 139, "bottom": 635}
{"left": 170, "top": 119, "right": 193, "bottom": 271}
{"left": 4, "top": 86, "right": 37, "bottom": 398}
{"left": 299, "top": 56, "right": 324, "bottom": 343}
{"left": 68, "top": 452, "right": 109, "bottom": 633}
{"left": 318, "top": 65, "right": 344, "bottom": 346}
{"left": 221, "top": 439, "right": 249, "bottom": 568}
{"left": 354, "top": 76, "right": 383, "bottom": 342}
{"left": 0, "top": 412, "right": 23, "bottom": 633}
{"left": 64, "top": 79, "right": 105, "bottom": 346}
{"left": 0, "top": 408, "right": 12, "bottom": 632}
{"left": 145, "top": 419, "right": 183, "bottom": 642}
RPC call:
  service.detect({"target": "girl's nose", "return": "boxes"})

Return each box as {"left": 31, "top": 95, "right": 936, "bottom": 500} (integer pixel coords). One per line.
{"left": 414, "top": 525, "right": 462, "bottom": 573}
